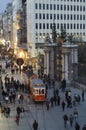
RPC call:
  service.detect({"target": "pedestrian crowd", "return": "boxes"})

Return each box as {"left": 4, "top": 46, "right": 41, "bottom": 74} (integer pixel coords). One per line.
{"left": 0, "top": 62, "right": 86, "bottom": 130}
{"left": 43, "top": 76, "right": 86, "bottom": 130}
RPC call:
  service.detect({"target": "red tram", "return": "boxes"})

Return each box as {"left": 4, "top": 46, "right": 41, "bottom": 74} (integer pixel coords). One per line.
{"left": 29, "top": 75, "right": 46, "bottom": 102}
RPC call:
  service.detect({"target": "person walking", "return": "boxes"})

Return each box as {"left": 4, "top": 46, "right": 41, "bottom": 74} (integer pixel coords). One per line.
{"left": 46, "top": 100, "right": 50, "bottom": 110}
{"left": 75, "top": 122, "right": 80, "bottom": 130}
{"left": 33, "top": 120, "right": 38, "bottom": 130}
{"left": 82, "top": 90, "right": 84, "bottom": 101}
{"left": 5, "top": 105, "right": 10, "bottom": 118}
{"left": 16, "top": 106, "right": 21, "bottom": 116}
{"left": 63, "top": 114, "right": 68, "bottom": 128}
{"left": 82, "top": 124, "right": 86, "bottom": 130}
{"left": 57, "top": 95, "right": 60, "bottom": 106}
{"left": 15, "top": 114, "right": 20, "bottom": 125}
{"left": 61, "top": 100, "right": 66, "bottom": 111}
{"left": 73, "top": 108, "right": 78, "bottom": 122}
{"left": 69, "top": 114, "right": 74, "bottom": 127}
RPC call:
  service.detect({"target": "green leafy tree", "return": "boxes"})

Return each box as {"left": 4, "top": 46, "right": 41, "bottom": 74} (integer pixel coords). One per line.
{"left": 56, "top": 25, "right": 67, "bottom": 81}
{"left": 52, "top": 20, "right": 57, "bottom": 43}
{"left": 60, "top": 25, "right": 67, "bottom": 41}
{"left": 68, "top": 34, "right": 74, "bottom": 43}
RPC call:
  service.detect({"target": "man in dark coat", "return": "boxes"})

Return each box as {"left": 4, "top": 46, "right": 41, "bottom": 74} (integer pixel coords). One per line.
{"left": 75, "top": 122, "right": 80, "bottom": 130}
{"left": 82, "top": 124, "right": 86, "bottom": 130}
{"left": 16, "top": 106, "right": 21, "bottom": 116}
{"left": 33, "top": 120, "right": 38, "bottom": 130}
{"left": 61, "top": 100, "right": 66, "bottom": 111}
{"left": 63, "top": 114, "right": 68, "bottom": 128}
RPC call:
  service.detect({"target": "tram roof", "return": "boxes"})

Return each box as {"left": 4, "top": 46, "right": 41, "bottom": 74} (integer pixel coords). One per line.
{"left": 32, "top": 78, "right": 45, "bottom": 88}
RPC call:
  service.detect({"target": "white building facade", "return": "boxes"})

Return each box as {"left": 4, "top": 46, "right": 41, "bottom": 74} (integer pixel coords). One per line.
{"left": 27, "top": 0, "right": 86, "bottom": 57}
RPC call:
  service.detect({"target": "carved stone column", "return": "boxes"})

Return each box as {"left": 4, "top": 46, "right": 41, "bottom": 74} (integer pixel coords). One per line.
{"left": 44, "top": 47, "right": 50, "bottom": 75}
{"left": 65, "top": 53, "right": 69, "bottom": 81}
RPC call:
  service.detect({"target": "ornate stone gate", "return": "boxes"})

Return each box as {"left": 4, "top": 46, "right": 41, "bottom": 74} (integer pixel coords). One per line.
{"left": 43, "top": 41, "right": 78, "bottom": 83}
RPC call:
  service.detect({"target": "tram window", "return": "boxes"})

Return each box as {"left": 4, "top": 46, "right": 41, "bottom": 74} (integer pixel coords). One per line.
{"left": 39, "top": 89, "right": 41, "bottom": 94}
{"left": 39, "top": 89, "right": 44, "bottom": 94}
{"left": 42, "top": 89, "right": 44, "bottom": 94}
{"left": 35, "top": 89, "right": 38, "bottom": 94}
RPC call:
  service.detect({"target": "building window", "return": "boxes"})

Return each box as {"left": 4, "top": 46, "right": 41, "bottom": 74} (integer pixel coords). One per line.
{"left": 64, "top": 14, "right": 66, "bottom": 20}
{"left": 74, "top": 24, "right": 76, "bottom": 29}
{"left": 77, "top": 15, "right": 79, "bottom": 20}
{"left": 71, "top": 24, "right": 72, "bottom": 29}
{"left": 74, "top": 5, "right": 76, "bottom": 11}
{"left": 61, "top": 14, "right": 63, "bottom": 19}
{"left": 39, "top": 13, "right": 41, "bottom": 19}
{"left": 61, "top": 24, "right": 63, "bottom": 28}
{"left": 83, "top": 6, "right": 85, "bottom": 11}
{"left": 46, "top": 4, "right": 49, "bottom": 10}
{"left": 70, "top": 5, "right": 72, "bottom": 11}
{"left": 71, "top": 15, "right": 73, "bottom": 20}
{"left": 47, "top": 23, "right": 49, "bottom": 29}
{"left": 50, "top": 23, "right": 52, "bottom": 29}
{"left": 39, "top": 4, "right": 41, "bottom": 9}
{"left": 43, "top": 23, "right": 45, "bottom": 29}
{"left": 67, "top": 5, "right": 69, "bottom": 10}
{"left": 35, "top": 23, "right": 38, "bottom": 29}
{"left": 54, "top": 4, "right": 56, "bottom": 10}
{"left": 57, "top": 24, "right": 59, "bottom": 29}
{"left": 67, "top": 14, "right": 69, "bottom": 20}
{"left": 46, "top": 14, "right": 49, "bottom": 19}
{"left": 57, "top": 14, "right": 59, "bottom": 20}
{"left": 35, "top": 13, "right": 38, "bottom": 19}
{"left": 57, "top": 5, "right": 59, "bottom": 10}
{"left": 35, "top": 3, "right": 38, "bottom": 9}
{"left": 64, "top": 24, "right": 66, "bottom": 29}
{"left": 83, "top": 24, "right": 85, "bottom": 29}
{"left": 43, "top": 4, "right": 45, "bottom": 9}
{"left": 80, "top": 15, "right": 82, "bottom": 20}
{"left": 39, "top": 23, "right": 42, "bottom": 29}
{"left": 77, "top": 24, "right": 79, "bottom": 29}
{"left": 80, "top": 6, "right": 82, "bottom": 11}
{"left": 50, "top": 14, "right": 52, "bottom": 19}
{"left": 77, "top": 6, "right": 79, "bottom": 11}
{"left": 43, "top": 14, "right": 45, "bottom": 19}
{"left": 61, "top": 5, "right": 63, "bottom": 10}
{"left": 64, "top": 5, "right": 66, "bottom": 10}
{"left": 50, "top": 4, "right": 52, "bottom": 10}
{"left": 83, "top": 15, "right": 85, "bottom": 20}
{"left": 54, "top": 14, "right": 56, "bottom": 20}
{"left": 74, "top": 15, "right": 76, "bottom": 20}
{"left": 80, "top": 24, "right": 82, "bottom": 29}
{"left": 67, "top": 24, "right": 69, "bottom": 29}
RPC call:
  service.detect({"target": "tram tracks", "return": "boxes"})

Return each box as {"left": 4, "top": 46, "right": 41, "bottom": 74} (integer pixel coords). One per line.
{"left": 24, "top": 101, "right": 47, "bottom": 130}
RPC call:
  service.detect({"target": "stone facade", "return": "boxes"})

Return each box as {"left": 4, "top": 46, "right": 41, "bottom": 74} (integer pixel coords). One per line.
{"left": 44, "top": 41, "right": 78, "bottom": 83}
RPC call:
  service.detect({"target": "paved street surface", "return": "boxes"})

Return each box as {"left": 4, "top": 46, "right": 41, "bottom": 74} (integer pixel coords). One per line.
{"left": 0, "top": 68, "right": 86, "bottom": 130}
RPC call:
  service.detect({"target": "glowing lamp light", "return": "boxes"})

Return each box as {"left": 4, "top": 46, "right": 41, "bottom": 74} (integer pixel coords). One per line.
{"left": 18, "top": 51, "right": 25, "bottom": 58}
